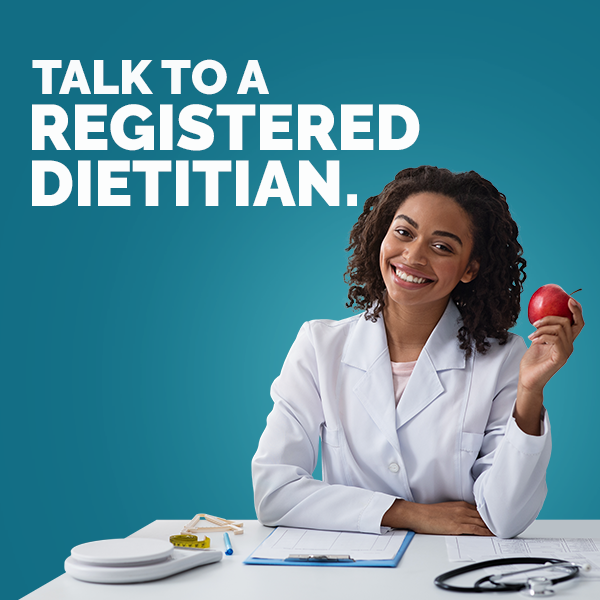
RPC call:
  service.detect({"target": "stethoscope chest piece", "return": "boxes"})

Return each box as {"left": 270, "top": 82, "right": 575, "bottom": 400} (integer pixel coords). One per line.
{"left": 521, "top": 577, "right": 555, "bottom": 597}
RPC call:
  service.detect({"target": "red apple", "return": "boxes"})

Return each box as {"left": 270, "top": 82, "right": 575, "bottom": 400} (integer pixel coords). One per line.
{"left": 528, "top": 284, "right": 576, "bottom": 325}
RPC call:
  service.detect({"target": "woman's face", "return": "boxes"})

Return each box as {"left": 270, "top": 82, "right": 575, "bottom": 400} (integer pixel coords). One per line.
{"left": 379, "top": 192, "right": 479, "bottom": 315}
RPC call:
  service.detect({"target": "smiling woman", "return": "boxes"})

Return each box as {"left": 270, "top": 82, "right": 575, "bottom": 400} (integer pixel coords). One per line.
{"left": 378, "top": 193, "right": 480, "bottom": 356}
{"left": 346, "top": 167, "right": 527, "bottom": 359}
{"left": 252, "top": 166, "right": 584, "bottom": 539}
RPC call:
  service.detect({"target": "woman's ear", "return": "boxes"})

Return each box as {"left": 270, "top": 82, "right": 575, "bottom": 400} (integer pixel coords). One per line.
{"left": 461, "top": 259, "right": 480, "bottom": 284}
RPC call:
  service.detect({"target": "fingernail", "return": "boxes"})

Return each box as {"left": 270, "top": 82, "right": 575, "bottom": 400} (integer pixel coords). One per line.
{"left": 533, "top": 320, "right": 542, "bottom": 328}
{"left": 528, "top": 333, "right": 535, "bottom": 339}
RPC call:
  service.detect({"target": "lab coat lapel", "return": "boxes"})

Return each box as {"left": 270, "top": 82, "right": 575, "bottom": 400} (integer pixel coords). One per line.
{"left": 396, "top": 301, "right": 465, "bottom": 429}
{"left": 342, "top": 302, "right": 466, "bottom": 446}
{"left": 342, "top": 312, "right": 400, "bottom": 453}
{"left": 395, "top": 351, "right": 444, "bottom": 429}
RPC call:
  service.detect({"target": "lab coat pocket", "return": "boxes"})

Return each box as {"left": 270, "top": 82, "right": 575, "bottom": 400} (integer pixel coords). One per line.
{"left": 320, "top": 424, "right": 347, "bottom": 484}
{"left": 460, "top": 432, "right": 484, "bottom": 502}
{"left": 461, "top": 432, "right": 484, "bottom": 454}
{"left": 321, "top": 424, "right": 340, "bottom": 448}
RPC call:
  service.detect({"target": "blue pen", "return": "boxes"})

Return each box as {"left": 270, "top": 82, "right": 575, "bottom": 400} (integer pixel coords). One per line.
{"left": 223, "top": 532, "right": 233, "bottom": 555}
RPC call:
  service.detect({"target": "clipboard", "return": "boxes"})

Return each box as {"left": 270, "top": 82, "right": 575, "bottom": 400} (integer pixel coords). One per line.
{"left": 244, "top": 528, "right": 415, "bottom": 567}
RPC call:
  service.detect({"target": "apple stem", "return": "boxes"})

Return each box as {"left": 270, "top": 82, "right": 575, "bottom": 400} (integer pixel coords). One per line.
{"left": 570, "top": 288, "right": 582, "bottom": 295}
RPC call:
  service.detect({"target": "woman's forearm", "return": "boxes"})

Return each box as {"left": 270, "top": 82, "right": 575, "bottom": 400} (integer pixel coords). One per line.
{"left": 514, "top": 381, "right": 544, "bottom": 436}
{"left": 382, "top": 499, "right": 413, "bottom": 529}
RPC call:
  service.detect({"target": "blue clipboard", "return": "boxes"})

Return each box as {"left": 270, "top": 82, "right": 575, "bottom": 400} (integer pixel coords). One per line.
{"left": 244, "top": 529, "right": 415, "bottom": 567}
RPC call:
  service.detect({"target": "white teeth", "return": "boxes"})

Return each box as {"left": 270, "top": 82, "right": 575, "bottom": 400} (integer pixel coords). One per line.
{"left": 394, "top": 267, "right": 429, "bottom": 284}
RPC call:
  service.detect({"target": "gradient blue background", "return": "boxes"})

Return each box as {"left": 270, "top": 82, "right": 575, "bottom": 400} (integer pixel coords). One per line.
{"left": 3, "top": 2, "right": 598, "bottom": 598}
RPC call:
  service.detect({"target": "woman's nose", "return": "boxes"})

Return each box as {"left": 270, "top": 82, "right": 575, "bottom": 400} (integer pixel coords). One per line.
{"left": 403, "top": 240, "right": 428, "bottom": 265}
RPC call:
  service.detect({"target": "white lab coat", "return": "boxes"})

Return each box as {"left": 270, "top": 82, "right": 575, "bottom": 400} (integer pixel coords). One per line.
{"left": 252, "top": 301, "right": 551, "bottom": 538}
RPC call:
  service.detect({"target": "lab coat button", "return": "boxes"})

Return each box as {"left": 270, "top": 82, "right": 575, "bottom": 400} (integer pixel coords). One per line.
{"left": 388, "top": 462, "right": 400, "bottom": 473}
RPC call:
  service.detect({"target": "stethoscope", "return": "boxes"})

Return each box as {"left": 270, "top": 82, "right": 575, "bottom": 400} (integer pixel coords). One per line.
{"left": 434, "top": 557, "right": 590, "bottom": 595}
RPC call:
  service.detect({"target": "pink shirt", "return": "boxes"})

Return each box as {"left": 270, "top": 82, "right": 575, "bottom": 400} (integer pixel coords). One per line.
{"left": 391, "top": 360, "right": 417, "bottom": 406}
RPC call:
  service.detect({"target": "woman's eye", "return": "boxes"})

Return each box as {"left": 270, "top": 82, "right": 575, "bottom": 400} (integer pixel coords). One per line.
{"left": 434, "top": 243, "right": 452, "bottom": 253}
{"left": 395, "top": 228, "right": 412, "bottom": 238}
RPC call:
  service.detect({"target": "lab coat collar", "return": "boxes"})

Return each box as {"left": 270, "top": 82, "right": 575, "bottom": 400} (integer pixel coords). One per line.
{"left": 341, "top": 300, "right": 466, "bottom": 373}
{"left": 422, "top": 301, "right": 466, "bottom": 371}
{"left": 342, "top": 300, "right": 467, "bottom": 449}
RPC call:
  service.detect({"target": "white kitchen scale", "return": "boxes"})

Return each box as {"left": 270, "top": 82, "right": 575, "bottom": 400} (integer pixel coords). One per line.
{"left": 64, "top": 538, "right": 223, "bottom": 583}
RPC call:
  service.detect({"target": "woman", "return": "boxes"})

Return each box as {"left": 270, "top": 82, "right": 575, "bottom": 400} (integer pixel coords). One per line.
{"left": 252, "top": 166, "right": 584, "bottom": 538}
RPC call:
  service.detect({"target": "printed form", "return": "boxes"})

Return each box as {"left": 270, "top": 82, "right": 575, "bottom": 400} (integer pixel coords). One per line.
{"left": 250, "top": 527, "right": 408, "bottom": 561}
{"left": 445, "top": 536, "right": 600, "bottom": 578}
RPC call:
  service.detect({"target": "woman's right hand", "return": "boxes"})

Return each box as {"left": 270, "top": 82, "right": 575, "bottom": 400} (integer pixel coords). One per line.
{"left": 382, "top": 499, "right": 494, "bottom": 536}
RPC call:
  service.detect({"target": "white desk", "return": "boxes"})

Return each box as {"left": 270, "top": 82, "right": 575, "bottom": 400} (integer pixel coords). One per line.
{"left": 24, "top": 520, "right": 600, "bottom": 600}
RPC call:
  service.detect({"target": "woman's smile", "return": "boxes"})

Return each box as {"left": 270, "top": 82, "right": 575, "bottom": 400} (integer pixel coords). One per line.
{"left": 391, "top": 263, "right": 434, "bottom": 287}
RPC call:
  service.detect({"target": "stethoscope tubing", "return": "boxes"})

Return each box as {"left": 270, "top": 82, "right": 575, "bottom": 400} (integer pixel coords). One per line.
{"left": 434, "top": 557, "right": 580, "bottom": 593}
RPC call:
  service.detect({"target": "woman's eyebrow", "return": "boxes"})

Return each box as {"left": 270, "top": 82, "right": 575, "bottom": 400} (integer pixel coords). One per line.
{"left": 433, "top": 230, "right": 463, "bottom": 247}
{"left": 395, "top": 214, "right": 419, "bottom": 228}
{"left": 395, "top": 214, "right": 463, "bottom": 246}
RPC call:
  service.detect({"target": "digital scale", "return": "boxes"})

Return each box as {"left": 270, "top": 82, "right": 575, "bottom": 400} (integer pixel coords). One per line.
{"left": 64, "top": 538, "right": 223, "bottom": 583}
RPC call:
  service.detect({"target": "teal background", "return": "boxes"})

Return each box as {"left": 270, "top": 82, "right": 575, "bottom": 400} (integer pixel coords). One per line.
{"left": 3, "top": 1, "right": 598, "bottom": 598}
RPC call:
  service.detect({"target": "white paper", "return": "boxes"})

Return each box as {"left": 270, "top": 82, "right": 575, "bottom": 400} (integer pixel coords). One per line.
{"left": 446, "top": 536, "right": 600, "bottom": 562}
{"left": 249, "top": 527, "right": 408, "bottom": 561}
{"left": 445, "top": 536, "right": 600, "bottom": 579}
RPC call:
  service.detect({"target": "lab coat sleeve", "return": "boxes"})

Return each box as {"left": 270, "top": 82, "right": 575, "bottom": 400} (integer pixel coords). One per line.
{"left": 472, "top": 336, "right": 552, "bottom": 538}
{"left": 252, "top": 323, "right": 397, "bottom": 534}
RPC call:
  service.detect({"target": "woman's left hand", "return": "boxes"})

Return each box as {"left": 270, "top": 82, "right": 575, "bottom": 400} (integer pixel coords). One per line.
{"left": 519, "top": 298, "right": 584, "bottom": 394}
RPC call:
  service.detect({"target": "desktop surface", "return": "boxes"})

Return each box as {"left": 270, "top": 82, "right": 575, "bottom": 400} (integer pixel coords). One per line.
{"left": 24, "top": 520, "right": 600, "bottom": 600}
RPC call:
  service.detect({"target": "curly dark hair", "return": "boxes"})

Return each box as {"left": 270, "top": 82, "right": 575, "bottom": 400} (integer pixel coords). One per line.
{"left": 345, "top": 166, "right": 526, "bottom": 357}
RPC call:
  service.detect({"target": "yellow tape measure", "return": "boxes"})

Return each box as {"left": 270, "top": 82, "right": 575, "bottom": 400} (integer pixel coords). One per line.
{"left": 169, "top": 534, "right": 210, "bottom": 549}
